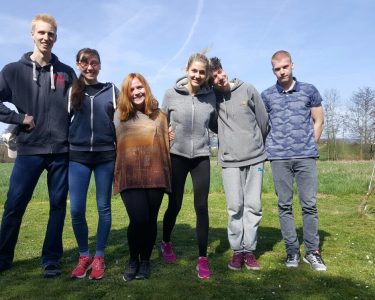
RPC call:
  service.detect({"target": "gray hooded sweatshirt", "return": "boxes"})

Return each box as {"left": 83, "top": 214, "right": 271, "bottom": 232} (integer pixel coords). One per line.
{"left": 215, "top": 78, "right": 268, "bottom": 167}
{"left": 162, "top": 76, "right": 217, "bottom": 159}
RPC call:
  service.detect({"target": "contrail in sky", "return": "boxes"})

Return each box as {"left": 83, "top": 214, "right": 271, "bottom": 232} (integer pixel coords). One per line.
{"left": 154, "top": 0, "right": 204, "bottom": 80}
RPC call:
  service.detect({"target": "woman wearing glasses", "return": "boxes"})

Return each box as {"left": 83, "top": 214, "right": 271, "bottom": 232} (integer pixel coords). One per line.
{"left": 68, "top": 48, "right": 118, "bottom": 280}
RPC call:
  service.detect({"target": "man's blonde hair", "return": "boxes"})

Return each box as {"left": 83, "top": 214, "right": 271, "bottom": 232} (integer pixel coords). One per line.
{"left": 31, "top": 14, "right": 57, "bottom": 32}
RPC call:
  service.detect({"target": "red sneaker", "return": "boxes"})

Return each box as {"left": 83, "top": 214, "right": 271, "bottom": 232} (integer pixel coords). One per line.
{"left": 244, "top": 252, "right": 261, "bottom": 270}
{"left": 196, "top": 257, "right": 211, "bottom": 280}
{"left": 228, "top": 252, "right": 244, "bottom": 270}
{"left": 71, "top": 256, "right": 93, "bottom": 278}
{"left": 89, "top": 256, "right": 105, "bottom": 280}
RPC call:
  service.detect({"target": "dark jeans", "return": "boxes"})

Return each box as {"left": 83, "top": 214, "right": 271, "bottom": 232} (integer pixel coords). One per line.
{"left": 270, "top": 158, "right": 320, "bottom": 255}
{"left": 121, "top": 188, "right": 164, "bottom": 261}
{"left": 162, "top": 154, "right": 210, "bottom": 257}
{"left": 0, "top": 154, "right": 68, "bottom": 267}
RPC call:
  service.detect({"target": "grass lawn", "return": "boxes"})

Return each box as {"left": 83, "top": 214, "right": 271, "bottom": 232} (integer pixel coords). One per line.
{"left": 0, "top": 161, "right": 374, "bottom": 299}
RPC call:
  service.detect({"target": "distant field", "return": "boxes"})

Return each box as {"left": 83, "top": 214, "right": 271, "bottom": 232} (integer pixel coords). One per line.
{"left": 0, "top": 160, "right": 374, "bottom": 299}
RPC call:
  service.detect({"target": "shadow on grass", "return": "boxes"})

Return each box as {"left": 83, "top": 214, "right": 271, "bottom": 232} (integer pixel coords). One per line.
{"left": 1, "top": 222, "right": 368, "bottom": 300}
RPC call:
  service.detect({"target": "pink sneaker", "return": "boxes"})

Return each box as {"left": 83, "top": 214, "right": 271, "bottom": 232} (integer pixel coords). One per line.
{"left": 71, "top": 256, "right": 93, "bottom": 278}
{"left": 161, "top": 241, "right": 176, "bottom": 263}
{"left": 244, "top": 252, "right": 261, "bottom": 270}
{"left": 196, "top": 257, "right": 211, "bottom": 279}
{"left": 89, "top": 256, "right": 105, "bottom": 280}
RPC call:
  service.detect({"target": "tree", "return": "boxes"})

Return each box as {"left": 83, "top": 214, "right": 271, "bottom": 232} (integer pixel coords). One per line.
{"left": 348, "top": 87, "right": 375, "bottom": 159}
{"left": 323, "top": 89, "right": 341, "bottom": 160}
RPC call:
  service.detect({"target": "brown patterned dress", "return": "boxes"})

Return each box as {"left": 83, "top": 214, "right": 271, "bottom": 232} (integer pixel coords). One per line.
{"left": 114, "top": 108, "right": 171, "bottom": 194}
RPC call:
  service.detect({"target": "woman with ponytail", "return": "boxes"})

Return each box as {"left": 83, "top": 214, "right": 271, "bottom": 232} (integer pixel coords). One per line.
{"left": 68, "top": 48, "right": 118, "bottom": 280}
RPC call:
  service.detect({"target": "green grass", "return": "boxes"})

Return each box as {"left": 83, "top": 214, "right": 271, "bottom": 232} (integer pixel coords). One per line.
{"left": 0, "top": 161, "right": 375, "bottom": 299}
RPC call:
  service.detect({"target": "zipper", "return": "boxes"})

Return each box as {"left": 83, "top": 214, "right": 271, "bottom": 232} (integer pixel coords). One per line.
{"left": 88, "top": 95, "right": 94, "bottom": 151}
{"left": 191, "top": 96, "right": 195, "bottom": 157}
{"left": 85, "top": 85, "right": 112, "bottom": 152}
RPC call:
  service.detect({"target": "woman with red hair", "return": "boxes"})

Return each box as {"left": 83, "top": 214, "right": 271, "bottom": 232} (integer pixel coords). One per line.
{"left": 114, "top": 73, "right": 171, "bottom": 281}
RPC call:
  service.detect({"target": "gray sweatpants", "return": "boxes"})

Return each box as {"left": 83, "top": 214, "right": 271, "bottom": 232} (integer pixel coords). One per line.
{"left": 222, "top": 162, "right": 264, "bottom": 252}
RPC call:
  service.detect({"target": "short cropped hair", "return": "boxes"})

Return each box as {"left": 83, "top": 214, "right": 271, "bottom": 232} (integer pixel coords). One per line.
{"left": 31, "top": 14, "right": 57, "bottom": 33}
{"left": 271, "top": 50, "right": 292, "bottom": 64}
{"left": 209, "top": 57, "right": 223, "bottom": 72}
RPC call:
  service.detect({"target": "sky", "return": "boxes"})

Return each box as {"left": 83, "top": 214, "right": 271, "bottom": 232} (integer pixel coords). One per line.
{"left": 1, "top": 0, "right": 374, "bottom": 133}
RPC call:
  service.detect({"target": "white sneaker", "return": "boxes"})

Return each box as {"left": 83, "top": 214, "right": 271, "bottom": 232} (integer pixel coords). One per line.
{"left": 303, "top": 250, "right": 327, "bottom": 272}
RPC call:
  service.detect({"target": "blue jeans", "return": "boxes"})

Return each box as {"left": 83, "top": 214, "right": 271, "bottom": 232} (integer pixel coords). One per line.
{"left": 270, "top": 158, "right": 320, "bottom": 255}
{"left": 69, "top": 160, "right": 114, "bottom": 257}
{"left": 0, "top": 154, "right": 68, "bottom": 267}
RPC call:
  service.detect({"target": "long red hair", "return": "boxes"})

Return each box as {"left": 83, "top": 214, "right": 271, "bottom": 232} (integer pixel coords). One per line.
{"left": 117, "top": 73, "right": 154, "bottom": 121}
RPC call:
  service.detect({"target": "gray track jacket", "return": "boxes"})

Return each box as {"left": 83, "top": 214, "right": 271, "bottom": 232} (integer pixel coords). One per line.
{"left": 162, "top": 77, "right": 217, "bottom": 159}
{"left": 215, "top": 78, "right": 268, "bottom": 167}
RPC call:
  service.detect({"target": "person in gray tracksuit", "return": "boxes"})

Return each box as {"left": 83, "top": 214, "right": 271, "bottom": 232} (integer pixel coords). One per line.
{"left": 160, "top": 52, "right": 217, "bottom": 280}
{"left": 209, "top": 57, "right": 268, "bottom": 271}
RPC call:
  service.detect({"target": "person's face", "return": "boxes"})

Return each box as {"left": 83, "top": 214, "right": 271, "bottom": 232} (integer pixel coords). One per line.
{"left": 31, "top": 21, "right": 57, "bottom": 55}
{"left": 187, "top": 61, "right": 207, "bottom": 90}
{"left": 130, "top": 77, "right": 146, "bottom": 106}
{"left": 77, "top": 54, "right": 101, "bottom": 85}
{"left": 211, "top": 68, "right": 230, "bottom": 92}
{"left": 272, "top": 56, "right": 294, "bottom": 85}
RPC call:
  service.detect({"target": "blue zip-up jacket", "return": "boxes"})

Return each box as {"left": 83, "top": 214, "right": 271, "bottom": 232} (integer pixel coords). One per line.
{"left": 68, "top": 83, "right": 118, "bottom": 152}
{"left": 0, "top": 52, "right": 76, "bottom": 155}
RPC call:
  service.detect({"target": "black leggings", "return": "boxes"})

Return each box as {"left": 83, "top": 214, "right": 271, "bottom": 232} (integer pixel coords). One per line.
{"left": 162, "top": 154, "right": 210, "bottom": 257}
{"left": 121, "top": 188, "right": 164, "bottom": 261}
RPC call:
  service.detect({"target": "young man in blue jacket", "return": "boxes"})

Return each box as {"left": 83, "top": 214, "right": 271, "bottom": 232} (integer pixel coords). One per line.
{"left": 0, "top": 14, "right": 76, "bottom": 277}
{"left": 261, "top": 50, "right": 326, "bottom": 271}
{"left": 210, "top": 57, "right": 268, "bottom": 271}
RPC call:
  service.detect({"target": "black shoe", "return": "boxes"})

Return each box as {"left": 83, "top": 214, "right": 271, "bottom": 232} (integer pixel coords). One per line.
{"left": 123, "top": 259, "right": 139, "bottom": 282}
{"left": 135, "top": 260, "right": 150, "bottom": 280}
{"left": 285, "top": 253, "right": 300, "bottom": 268}
{"left": 44, "top": 264, "right": 61, "bottom": 278}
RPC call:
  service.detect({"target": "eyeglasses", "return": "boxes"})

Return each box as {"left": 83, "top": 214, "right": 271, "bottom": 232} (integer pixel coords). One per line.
{"left": 78, "top": 61, "right": 100, "bottom": 69}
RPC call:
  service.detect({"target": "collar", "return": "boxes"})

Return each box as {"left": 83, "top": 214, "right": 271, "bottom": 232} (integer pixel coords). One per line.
{"left": 276, "top": 77, "right": 300, "bottom": 93}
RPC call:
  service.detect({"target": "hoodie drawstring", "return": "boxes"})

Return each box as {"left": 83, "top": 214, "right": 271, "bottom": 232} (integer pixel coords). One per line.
{"left": 50, "top": 65, "right": 55, "bottom": 90}
{"left": 112, "top": 84, "right": 117, "bottom": 110}
{"left": 32, "top": 62, "right": 37, "bottom": 81}
{"left": 32, "top": 62, "right": 55, "bottom": 90}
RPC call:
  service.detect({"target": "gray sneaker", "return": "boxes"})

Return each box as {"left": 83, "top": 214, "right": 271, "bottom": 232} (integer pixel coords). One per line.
{"left": 285, "top": 253, "right": 300, "bottom": 268}
{"left": 303, "top": 250, "right": 327, "bottom": 272}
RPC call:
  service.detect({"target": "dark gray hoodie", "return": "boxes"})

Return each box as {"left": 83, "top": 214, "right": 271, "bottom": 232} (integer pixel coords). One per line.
{"left": 215, "top": 78, "right": 268, "bottom": 167}
{"left": 0, "top": 52, "right": 76, "bottom": 155}
{"left": 162, "top": 76, "right": 217, "bottom": 159}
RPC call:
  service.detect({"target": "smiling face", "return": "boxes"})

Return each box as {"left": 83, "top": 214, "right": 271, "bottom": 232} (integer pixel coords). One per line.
{"left": 31, "top": 20, "right": 57, "bottom": 55}
{"left": 186, "top": 61, "right": 207, "bottom": 94}
{"left": 77, "top": 53, "right": 101, "bottom": 85}
{"left": 130, "top": 77, "right": 146, "bottom": 107}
